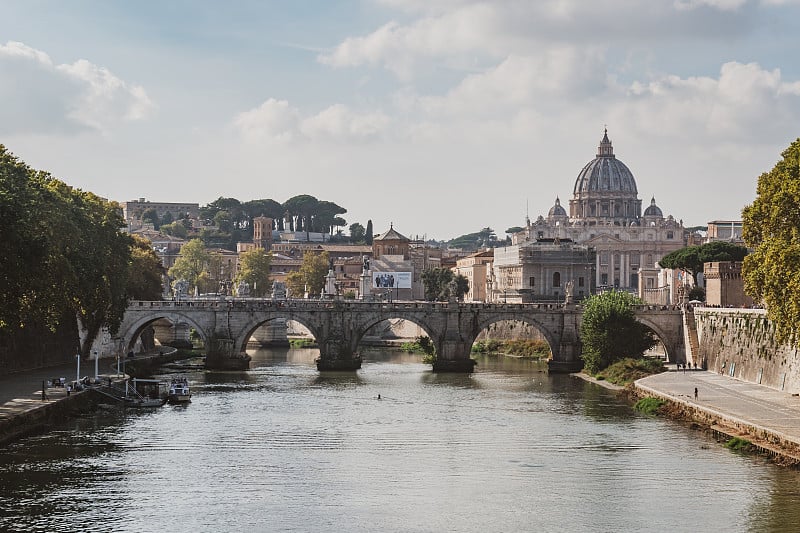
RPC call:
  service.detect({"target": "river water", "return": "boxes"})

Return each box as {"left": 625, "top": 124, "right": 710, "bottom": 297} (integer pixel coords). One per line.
{"left": 1, "top": 348, "right": 799, "bottom": 532}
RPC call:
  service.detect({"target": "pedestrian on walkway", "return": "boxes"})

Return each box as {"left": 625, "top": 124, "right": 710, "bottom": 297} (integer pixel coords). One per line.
{"left": 694, "top": 387, "right": 698, "bottom": 400}
{"left": 683, "top": 363, "right": 686, "bottom": 374}
{"left": 41, "top": 380, "right": 48, "bottom": 401}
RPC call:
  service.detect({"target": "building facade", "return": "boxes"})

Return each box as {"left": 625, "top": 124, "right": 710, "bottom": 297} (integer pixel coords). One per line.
{"left": 513, "top": 129, "right": 686, "bottom": 293}
{"left": 704, "top": 261, "right": 754, "bottom": 308}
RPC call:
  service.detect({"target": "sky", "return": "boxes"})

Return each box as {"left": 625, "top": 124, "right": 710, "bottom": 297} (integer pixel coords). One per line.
{"left": 2, "top": 0, "right": 799, "bottom": 241}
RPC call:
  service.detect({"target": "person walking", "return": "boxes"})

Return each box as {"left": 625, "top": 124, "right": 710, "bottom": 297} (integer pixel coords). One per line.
{"left": 694, "top": 387, "right": 698, "bottom": 400}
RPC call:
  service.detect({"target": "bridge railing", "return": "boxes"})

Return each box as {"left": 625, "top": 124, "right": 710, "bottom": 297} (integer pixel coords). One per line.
{"left": 126, "top": 299, "right": 684, "bottom": 313}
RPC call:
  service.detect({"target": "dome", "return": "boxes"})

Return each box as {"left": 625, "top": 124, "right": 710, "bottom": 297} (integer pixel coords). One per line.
{"left": 572, "top": 129, "right": 638, "bottom": 196}
{"left": 643, "top": 197, "right": 663, "bottom": 217}
{"left": 548, "top": 197, "right": 567, "bottom": 217}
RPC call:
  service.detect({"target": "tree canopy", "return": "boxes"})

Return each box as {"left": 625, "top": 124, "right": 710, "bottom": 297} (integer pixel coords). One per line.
{"left": 286, "top": 251, "right": 330, "bottom": 297}
{"left": 580, "top": 291, "right": 656, "bottom": 374}
{"left": 235, "top": 248, "right": 272, "bottom": 297}
{"left": 742, "top": 138, "right": 800, "bottom": 345}
{"left": 448, "top": 227, "right": 497, "bottom": 250}
{"left": 168, "top": 239, "right": 212, "bottom": 294}
{"left": 0, "top": 145, "right": 134, "bottom": 358}
{"left": 421, "top": 268, "right": 469, "bottom": 301}
{"left": 659, "top": 241, "right": 748, "bottom": 284}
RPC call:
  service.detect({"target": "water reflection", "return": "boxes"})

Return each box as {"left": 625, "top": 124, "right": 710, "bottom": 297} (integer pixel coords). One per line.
{"left": 2, "top": 347, "right": 800, "bottom": 533}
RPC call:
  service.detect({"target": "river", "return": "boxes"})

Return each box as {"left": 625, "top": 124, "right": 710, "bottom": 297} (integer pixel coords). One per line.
{"left": 1, "top": 348, "right": 799, "bottom": 532}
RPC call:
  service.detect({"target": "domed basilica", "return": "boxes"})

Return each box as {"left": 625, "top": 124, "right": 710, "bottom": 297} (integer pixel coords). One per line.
{"left": 512, "top": 129, "right": 686, "bottom": 292}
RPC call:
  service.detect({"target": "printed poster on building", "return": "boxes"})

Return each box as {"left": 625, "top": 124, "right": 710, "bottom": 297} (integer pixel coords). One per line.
{"left": 372, "top": 272, "right": 412, "bottom": 289}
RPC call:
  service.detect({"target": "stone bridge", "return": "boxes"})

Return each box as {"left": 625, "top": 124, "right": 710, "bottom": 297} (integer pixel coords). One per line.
{"left": 115, "top": 299, "right": 686, "bottom": 373}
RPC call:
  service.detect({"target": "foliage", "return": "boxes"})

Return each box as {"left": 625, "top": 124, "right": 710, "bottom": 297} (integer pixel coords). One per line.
{"left": 349, "top": 222, "right": 366, "bottom": 243}
{"left": 471, "top": 339, "right": 551, "bottom": 358}
{"left": 742, "top": 138, "right": 800, "bottom": 345}
{"left": 659, "top": 241, "right": 748, "bottom": 284}
{"left": 401, "top": 335, "right": 436, "bottom": 355}
{"left": 506, "top": 226, "right": 524, "bottom": 235}
{"left": 688, "top": 286, "right": 705, "bottom": 302}
{"left": 448, "top": 227, "right": 497, "bottom": 250}
{"left": 421, "top": 268, "right": 469, "bottom": 301}
{"left": 579, "top": 291, "right": 657, "bottom": 373}
{"left": 725, "top": 437, "right": 752, "bottom": 452}
{"left": 596, "top": 357, "right": 666, "bottom": 386}
{"left": 343, "top": 290, "right": 357, "bottom": 300}
{"left": 127, "top": 235, "right": 165, "bottom": 300}
{"left": 289, "top": 338, "right": 317, "bottom": 348}
{"left": 168, "top": 239, "right": 211, "bottom": 293}
{"left": 235, "top": 248, "right": 272, "bottom": 297}
{"left": 286, "top": 251, "right": 330, "bottom": 297}
{"left": 0, "top": 145, "right": 133, "bottom": 356}
{"left": 159, "top": 221, "right": 188, "bottom": 238}
{"left": 634, "top": 397, "right": 665, "bottom": 415}
{"left": 365, "top": 220, "right": 374, "bottom": 245}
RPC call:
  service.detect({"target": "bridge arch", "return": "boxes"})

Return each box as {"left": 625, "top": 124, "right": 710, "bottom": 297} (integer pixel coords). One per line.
{"left": 120, "top": 312, "right": 210, "bottom": 352}
{"left": 633, "top": 315, "right": 682, "bottom": 363}
{"left": 352, "top": 314, "right": 437, "bottom": 357}
{"left": 472, "top": 314, "right": 561, "bottom": 358}
{"left": 235, "top": 313, "right": 323, "bottom": 354}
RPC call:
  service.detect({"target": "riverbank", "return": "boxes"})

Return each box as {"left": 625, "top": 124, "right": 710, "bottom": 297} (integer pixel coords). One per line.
{"left": 572, "top": 364, "right": 800, "bottom": 467}
{"left": 0, "top": 349, "right": 183, "bottom": 447}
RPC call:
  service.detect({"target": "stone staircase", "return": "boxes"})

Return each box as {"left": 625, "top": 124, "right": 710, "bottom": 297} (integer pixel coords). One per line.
{"left": 682, "top": 308, "right": 700, "bottom": 366}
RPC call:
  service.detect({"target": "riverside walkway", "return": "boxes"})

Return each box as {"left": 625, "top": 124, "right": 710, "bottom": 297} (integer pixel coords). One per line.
{"left": 636, "top": 365, "right": 800, "bottom": 459}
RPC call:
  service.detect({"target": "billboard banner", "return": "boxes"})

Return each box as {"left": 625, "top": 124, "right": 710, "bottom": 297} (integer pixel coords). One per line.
{"left": 372, "top": 272, "right": 412, "bottom": 289}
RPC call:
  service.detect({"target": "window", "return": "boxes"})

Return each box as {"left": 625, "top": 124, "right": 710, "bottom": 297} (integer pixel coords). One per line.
{"left": 647, "top": 278, "right": 654, "bottom": 288}
{"left": 601, "top": 273, "right": 608, "bottom": 285}
{"left": 667, "top": 231, "right": 674, "bottom": 239}
{"left": 529, "top": 276, "right": 535, "bottom": 287}
{"left": 578, "top": 277, "right": 584, "bottom": 287}
{"left": 553, "top": 272, "right": 561, "bottom": 287}
{"left": 537, "top": 231, "right": 544, "bottom": 239}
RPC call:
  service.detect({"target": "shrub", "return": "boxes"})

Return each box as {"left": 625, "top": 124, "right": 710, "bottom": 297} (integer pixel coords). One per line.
{"left": 634, "top": 397, "right": 664, "bottom": 415}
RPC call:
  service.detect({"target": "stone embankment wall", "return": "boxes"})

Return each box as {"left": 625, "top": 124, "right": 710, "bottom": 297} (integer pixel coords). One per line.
{"left": 0, "top": 390, "right": 97, "bottom": 447}
{"left": 695, "top": 309, "right": 800, "bottom": 394}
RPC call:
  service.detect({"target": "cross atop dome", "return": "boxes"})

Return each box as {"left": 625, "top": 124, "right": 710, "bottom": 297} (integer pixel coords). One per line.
{"left": 597, "top": 128, "right": 614, "bottom": 158}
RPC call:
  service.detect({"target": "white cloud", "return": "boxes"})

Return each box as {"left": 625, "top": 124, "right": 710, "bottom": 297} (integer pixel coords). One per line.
{"left": 619, "top": 61, "right": 800, "bottom": 142}
{"left": 0, "top": 41, "right": 153, "bottom": 135}
{"left": 233, "top": 100, "right": 390, "bottom": 143}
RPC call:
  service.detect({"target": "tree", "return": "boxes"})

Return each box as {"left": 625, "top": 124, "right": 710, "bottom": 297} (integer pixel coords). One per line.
{"left": 236, "top": 249, "right": 272, "bottom": 297}
{"left": 287, "top": 251, "right": 330, "bottom": 297}
{"left": 580, "top": 290, "right": 657, "bottom": 374}
{"left": 421, "top": 268, "right": 469, "bottom": 301}
{"left": 349, "top": 222, "right": 366, "bottom": 243}
{"left": 160, "top": 221, "right": 188, "bottom": 238}
{"left": 659, "top": 241, "right": 748, "bottom": 284}
{"left": 168, "top": 239, "right": 211, "bottom": 293}
{"left": 141, "top": 207, "right": 160, "bottom": 229}
{"left": 127, "top": 235, "right": 165, "bottom": 301}
{"left": 365, "top": 220, "right": 374, "bottom": 245}
{"left": 742, "top": 138, "right": 800, "bottom": 345}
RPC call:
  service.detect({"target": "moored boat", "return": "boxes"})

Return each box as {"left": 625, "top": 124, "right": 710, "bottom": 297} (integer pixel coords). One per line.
{"left": 168, "top": 378, "right": 191, "bottom": 403}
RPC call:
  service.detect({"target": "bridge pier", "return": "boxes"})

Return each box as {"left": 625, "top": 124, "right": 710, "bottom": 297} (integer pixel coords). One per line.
{"left": 315, "top": 334, "right": 362, "bottom": 371}
{"left": 433, "top": 338, "right": 477, "bottom": 373}
{"left": 205, "top": 337, "right": 251, "bottom": 371}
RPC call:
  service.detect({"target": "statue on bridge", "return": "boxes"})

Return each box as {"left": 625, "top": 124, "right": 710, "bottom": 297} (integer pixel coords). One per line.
{"left": 173, "top": 279, "right": 189, "bottom": 300}
{"left": 565, "top": 280, "right": 574, "bottom": 304}
{"left": 235, "top": 280, "right": 250, "bottom": 298}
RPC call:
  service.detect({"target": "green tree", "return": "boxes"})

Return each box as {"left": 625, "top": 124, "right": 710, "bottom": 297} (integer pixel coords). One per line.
{"left": 236, "top": 249, "right": 272, "bottom": 297}
{"left": 168, "top": 239, "right": 211, "bottom": 293}
{"left": 160, "top": 221, "right": 189, "bottom": 238}
{"left": 127, "top": 235, "right": 165, "bottom": 300}
{"left": 286, "top": 251, "right": 330, "bottom": 297}
{"left": 579, "top": 290, "right": 657, "bottom": 374}
{"left": 365, "top": 219, "right": 374, "bottom": 245}
{"left": 141, "top": 207, "right": 160, "bottom": 229}
{"left": 349, "top": 222, "right": 366, "bottom": 243}
{"left": 659, "top": 241, "right": 748, "bottom": 284}
{"left": 742, "top": 138, "right": 800, "bottom": 345}
{"left": 421, "top": 268, "right": 470, "bottom": 301}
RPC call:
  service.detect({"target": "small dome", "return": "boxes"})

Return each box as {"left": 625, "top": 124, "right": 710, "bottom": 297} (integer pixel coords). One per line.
{"left": 643, "top": 197, "right": 663, "bottom": 217}
{"left": 548, "top": 197, "right": 567, "bottom": 217}
{"left": 573, "top": 129, "right": 638, "bottom": 196}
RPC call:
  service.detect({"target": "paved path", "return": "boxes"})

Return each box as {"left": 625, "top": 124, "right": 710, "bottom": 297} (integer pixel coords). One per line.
{"left": 637, "top": 365, "right": 800, "bottom": 448}
{"left": 0, "top": 362, "right": 78, "bottom": 420}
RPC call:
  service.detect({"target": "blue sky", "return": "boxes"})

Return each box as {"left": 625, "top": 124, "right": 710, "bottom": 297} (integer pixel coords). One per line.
{"left": 2, "top": 0, "right": 800, "bottom": 240}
